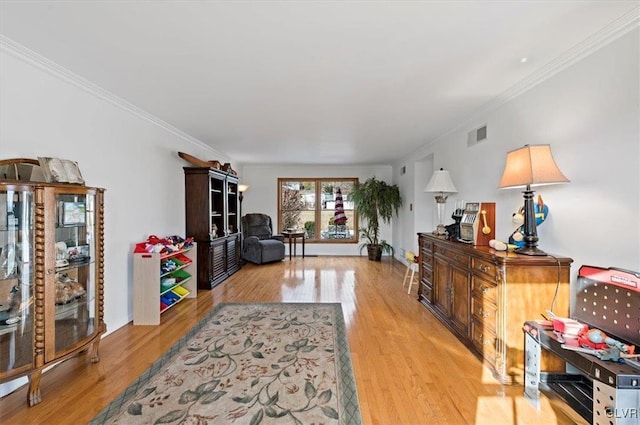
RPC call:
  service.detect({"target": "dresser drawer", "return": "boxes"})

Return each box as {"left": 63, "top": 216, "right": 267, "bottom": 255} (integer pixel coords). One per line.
{"left": 421, "top": 253, "right": 433, "bottom": 270}
{"left": 419, "top": 283, "right": 433, "bottom": 303}
{"left": 472, "top": 257, "right": 498, "bottom": 280}
{"left": 436, "top": 246, "right": 469, "bottom": 267}
{"left": 420, "top": 238, "right": 434, "bottom": 253}
{"left": 471, "top": 295, "right": 497, "bottom": 332}
{"left": 472, "top": 276, "right": 497, "bottom": 304}
{"left": 421, "top": 265, "right": 433, "bottom": 284}
{"left": 471, "top": 320, "right": 496, "bottom": 362}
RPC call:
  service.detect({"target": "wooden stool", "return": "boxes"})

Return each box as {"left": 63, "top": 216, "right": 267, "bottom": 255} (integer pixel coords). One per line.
{"left": 402, "top": 262, "right": 419, "bottom": 294}
{"left": 402, "top": 251, "right": 419, "bottom": 294}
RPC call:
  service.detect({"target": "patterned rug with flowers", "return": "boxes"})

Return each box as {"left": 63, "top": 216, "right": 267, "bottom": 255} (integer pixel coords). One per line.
{"left": 90, "top": 303, "right": 362, "bottom": 425}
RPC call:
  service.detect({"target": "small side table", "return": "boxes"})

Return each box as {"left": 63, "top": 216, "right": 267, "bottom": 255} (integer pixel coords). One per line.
{"left": 281, "top": 230, "right": 305, "bottom": 260}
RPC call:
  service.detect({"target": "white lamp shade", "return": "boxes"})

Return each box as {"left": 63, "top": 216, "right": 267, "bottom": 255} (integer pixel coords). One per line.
{"left": 499, "top": 144, "right": 569, "bottom": 188}
{"left": 238, "top": 184, "right": 250, "bottom": 193}
{"left": 424, "top": 168, "right": 458, "bottom": 193}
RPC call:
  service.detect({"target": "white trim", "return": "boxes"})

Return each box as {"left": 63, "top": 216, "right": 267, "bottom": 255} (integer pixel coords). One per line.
{"left": 0, "top": 35, "right": 227, "bottom": 158}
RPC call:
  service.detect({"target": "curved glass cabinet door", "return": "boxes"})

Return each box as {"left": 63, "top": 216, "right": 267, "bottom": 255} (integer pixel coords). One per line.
{"left": 0, "top": 186, "right": 35, "bottom": 377}
{"left": 52, "top": 190, "right": 97, "bottom": 357}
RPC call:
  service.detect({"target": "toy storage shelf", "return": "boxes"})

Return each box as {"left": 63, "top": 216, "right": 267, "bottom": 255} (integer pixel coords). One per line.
{"left": 133, "top": 243, "right": 197, "bottom": 325}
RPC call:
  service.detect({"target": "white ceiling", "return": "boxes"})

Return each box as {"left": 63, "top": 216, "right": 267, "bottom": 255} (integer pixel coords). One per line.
{"left": 1, "top": 1, "right": 637, "bottom": 165}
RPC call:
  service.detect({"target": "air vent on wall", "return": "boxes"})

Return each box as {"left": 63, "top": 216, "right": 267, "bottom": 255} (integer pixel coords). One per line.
{"left": 467, "top": 125, "right": 488, "bottom": 147}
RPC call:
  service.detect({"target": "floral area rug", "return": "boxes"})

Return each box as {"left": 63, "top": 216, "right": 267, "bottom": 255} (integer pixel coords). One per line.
{"left": 90, "top": 303, "right": 362, "bottom": 425}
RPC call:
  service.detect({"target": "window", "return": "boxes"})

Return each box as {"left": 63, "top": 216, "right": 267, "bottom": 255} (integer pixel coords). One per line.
{"left": 278, "top": 178, "right": 358, "bottom": 243}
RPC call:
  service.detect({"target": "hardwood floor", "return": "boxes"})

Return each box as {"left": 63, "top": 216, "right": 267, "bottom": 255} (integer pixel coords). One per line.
{"left": 0, "top": 257, "right": 586, "bottom": 424}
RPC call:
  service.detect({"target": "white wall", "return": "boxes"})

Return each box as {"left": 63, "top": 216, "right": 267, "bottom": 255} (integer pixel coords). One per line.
{"left": 0, "top": 45, "right": 233, "bottom": 395}
{"left": 391, "top": 155, "right": 435, "bottom": 259}
{"left": 240, "top": 164, "right": 392, "bottom": 256}
{"left": 394, "top": 29, "right": 640, "bottom": 278}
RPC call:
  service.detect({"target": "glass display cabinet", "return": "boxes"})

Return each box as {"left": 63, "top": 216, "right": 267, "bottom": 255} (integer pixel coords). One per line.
{"left": 0, "top": 182, "right": 105, "bottom": 406}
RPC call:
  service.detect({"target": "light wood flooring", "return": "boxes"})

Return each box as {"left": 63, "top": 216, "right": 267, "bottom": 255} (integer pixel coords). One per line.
{"left": 0, "top": 256, "right": 587, "bottom": 424}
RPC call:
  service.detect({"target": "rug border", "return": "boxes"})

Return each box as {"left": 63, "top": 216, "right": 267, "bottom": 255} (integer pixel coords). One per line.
{"left": 89, "top": 302, "right": 362, "bottom": 425}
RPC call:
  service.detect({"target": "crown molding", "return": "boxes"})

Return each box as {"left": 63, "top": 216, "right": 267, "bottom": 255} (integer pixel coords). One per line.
{"left": 0, "top": 34, "right": 227, "bottom": 159}
{"left": 489, "top": 6, "right": 639, "bottom": 112}
{"left": 411, "top": 5, "right": 640, "bottom": 161}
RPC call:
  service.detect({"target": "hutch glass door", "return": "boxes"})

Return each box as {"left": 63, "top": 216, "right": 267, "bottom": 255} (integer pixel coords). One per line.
{"left": 0, "top": 186, "right": 35, "bottom": 376}
{"left": 53, "top": 191, "right": 96, "bottom": 355}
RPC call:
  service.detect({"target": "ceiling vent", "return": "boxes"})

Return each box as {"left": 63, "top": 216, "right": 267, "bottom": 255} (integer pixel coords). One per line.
{"left": 467, "top": 125, "right": 488, "bottom": 147}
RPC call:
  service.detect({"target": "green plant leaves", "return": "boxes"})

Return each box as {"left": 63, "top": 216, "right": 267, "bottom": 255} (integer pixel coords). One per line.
{"left": 349, "top": 177, "right": 402, "bottom": 246}
{"left": 155, "top": 410, "right": 186, "bottom": 423}
{"left": 318, "top": 389, "right": 332, "bottom": 404}
{"left": 232, "top": 395, "right": 254, "bottom": 404}
{"left": 200, "top": 391, "right": 227, "bottom": 404}
{"left": 126, "top": 402, "right": 142, "bottom": 416}
{"left": 184, "top": 353, "right": 209, "bottom": 365}
{"left": 178, "top": 390, "right": 199, "bottom": 404}
{"left": 304, "top": 381, "right": 317, "bottom": 399}
{"left": 321, "top": 406, "right": 339, "bottom": 419}
{"left": 195, "top": 380, "right": 220, "bottom": 394}
{"left": 139, "top": 387, "right": 156, "bottom": 398}
{"left": 266, "top": 392, "right": 279, "bottom": 406}
{"left": 278, "top": 354, "right": 296, "bottom": 363}
{"left": 265, "top": 406, "right": 289, "bottom": 418}
{"left": 249, "top": 408, "right": 264, "bottom": 425}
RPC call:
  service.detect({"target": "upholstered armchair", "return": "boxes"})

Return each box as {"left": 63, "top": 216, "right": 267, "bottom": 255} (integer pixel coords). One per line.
{"left": 241, "top": 213, "right": 285, "bottom": 264}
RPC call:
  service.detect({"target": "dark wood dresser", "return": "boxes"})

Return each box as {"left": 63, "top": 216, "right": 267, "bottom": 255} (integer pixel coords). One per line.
{"left": 418, "top": 232, "right": 573, "bottom": 384}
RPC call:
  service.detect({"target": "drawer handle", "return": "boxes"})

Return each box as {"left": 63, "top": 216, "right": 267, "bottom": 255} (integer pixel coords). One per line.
{"left": 481, "top": 286, "right": 489, "bottom": 294}
{"left": 478, "top": 333, "right": 491, "bottom": 345}
{"left": 477, "top": 264, "right": 490, "bottom": 273}
{"left": 478, "top": 308, "right": 490, "bottom": 318}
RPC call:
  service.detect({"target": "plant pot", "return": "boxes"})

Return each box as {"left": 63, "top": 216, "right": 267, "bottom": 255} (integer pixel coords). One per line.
{"left": 367, "top": 244, "right": 382, "bottom": 261}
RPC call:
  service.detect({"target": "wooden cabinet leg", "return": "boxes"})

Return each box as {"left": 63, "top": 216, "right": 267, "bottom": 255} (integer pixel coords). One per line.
{"left": 89, "top": 338, "right": 101, "bottom": 363}
{"left": 27, "top": 370, "right": 42, "bottom": 406}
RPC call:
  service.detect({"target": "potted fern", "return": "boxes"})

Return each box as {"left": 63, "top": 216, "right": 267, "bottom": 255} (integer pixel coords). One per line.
{"left": 349, "top": 177, "right": 402, "bottom": 261}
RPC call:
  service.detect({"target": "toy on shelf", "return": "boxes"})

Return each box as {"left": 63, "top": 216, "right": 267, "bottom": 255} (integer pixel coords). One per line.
{"left": 578, "top": 327, "right": 635, "bottom": 354}
{"left": 551, "top": 316, "right": 588, "bottom": 341}
{"left": 557, "top": 321, "right": 638, "bottom": 363}
{"left": 133, "top": 235, "right": 194, "bottom": 255}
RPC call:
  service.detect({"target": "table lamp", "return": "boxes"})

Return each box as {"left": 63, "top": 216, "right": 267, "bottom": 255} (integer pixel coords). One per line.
{"left": 498, "top": 144, "right": 569, "bottom": 256}
{"left": 424, "top": 168, "right": 458, "bottom": 235}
